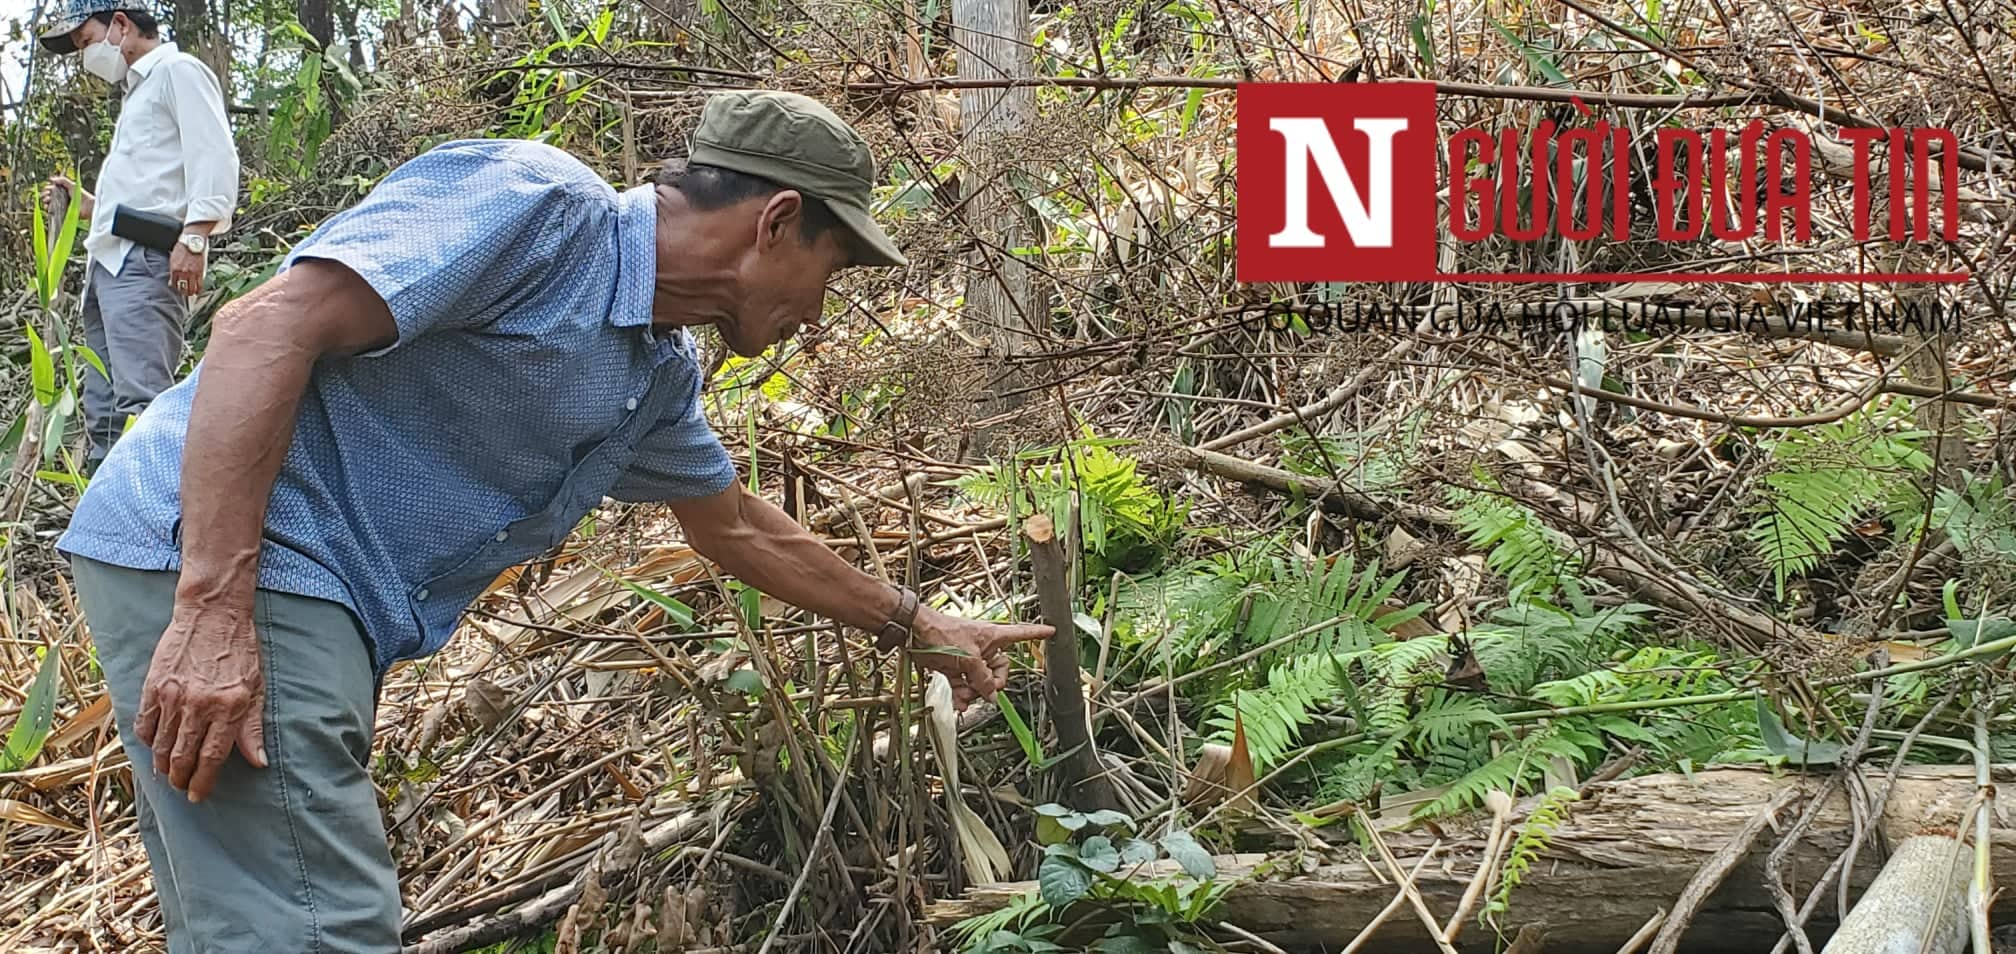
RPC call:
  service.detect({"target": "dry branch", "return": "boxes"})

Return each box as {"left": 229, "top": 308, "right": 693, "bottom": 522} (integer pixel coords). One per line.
{"left": 1647, "top": 789, "right": 1802, "bottom": 954}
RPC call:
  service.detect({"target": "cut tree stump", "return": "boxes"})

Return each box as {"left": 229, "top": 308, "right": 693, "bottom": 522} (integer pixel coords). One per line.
{"left": 926, "top": 766, "right": 2016, "bottom": 953}
{"left": 1023, "top": 514, "right": 1120, "bottom": 812}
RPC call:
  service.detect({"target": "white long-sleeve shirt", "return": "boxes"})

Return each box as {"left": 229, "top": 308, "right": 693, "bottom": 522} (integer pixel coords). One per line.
{"left": 85, "top": 42, "right": 239, "bottom": 277}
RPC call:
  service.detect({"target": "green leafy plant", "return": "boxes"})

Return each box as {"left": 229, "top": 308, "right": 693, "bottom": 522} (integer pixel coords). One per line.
{"left": 1748, "top": 402, "right": 1930, "bottom": 598}
{"left": 960, "top": 437, "right": 1187, "bottom": 578}
{"left": 953, "top": 807, "right": 1229, "bottom": 953}
{"left": 261, "top": 23, "right": 360, "bottom": 177}
{"left": 1, "top": 643, "right": 63, "bottom": 771}
{"left": 1450, "top": 478, "right": 1580, "bottom": 602}
{"left": 1929, "top": 473, "right": 2016, "bottom": 563}
{"left": 1484, "top": 786, "right": 1580, "bottom": 924}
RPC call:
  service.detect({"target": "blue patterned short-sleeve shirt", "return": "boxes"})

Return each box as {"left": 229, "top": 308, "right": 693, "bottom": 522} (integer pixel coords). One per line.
{"left": 58, "top": 139, "right": 739, "bottom": 675}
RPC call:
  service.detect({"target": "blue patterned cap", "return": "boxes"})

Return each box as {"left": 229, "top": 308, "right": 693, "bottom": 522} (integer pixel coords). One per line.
{"left": 38, "top": 0, "right": 142, "bottom": 55}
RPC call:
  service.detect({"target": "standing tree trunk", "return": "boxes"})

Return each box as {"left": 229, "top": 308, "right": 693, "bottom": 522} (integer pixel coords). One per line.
{"left": 172, "top": 0, "right": 231, "bottom": 98}
{"left": 339, "top": 0, "right": 367, "bottom": 71}
{"left": 297, "top": 0, "right": 335, "bottom": 51}
{"left": 953, "top": 0, "right": 1040, "bottom": 461}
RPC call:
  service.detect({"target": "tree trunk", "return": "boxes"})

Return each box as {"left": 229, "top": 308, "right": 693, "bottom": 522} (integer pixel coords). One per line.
{"left": 927, "top": 766, "right": 2016, "bottom": 953}
{"left": 1024, "top": 515, "right": 1119, "bottom": 812}
{"left": 171, "top": 0, "right": 231, "bottom": 97}
{"left": 953, "top": 0, "right": 1039, "bottom": 460}
{"left": 297, "top": 0, "right": 334, "bottom": 50}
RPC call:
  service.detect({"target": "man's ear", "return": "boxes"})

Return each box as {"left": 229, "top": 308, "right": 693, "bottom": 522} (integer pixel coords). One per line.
{"left": 758, "top": 191, "right": 805, "bottom": 249}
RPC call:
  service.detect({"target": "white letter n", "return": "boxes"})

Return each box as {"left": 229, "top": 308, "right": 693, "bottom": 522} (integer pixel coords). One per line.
{"left": 1269, "top": 117, "right": 1409, "bottom": 248}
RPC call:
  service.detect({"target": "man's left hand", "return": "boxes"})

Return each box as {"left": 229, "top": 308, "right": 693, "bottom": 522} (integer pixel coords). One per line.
{"left": 909, "top": 605, "right": 1052, "bottom": 709}
{"left": 169, "top": 244, "right": 205, "bottom": 297}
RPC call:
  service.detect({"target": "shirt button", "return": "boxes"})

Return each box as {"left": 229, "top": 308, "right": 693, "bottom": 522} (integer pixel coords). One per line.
{"left": 495, "top": 530, "right": 509, "bottom": 542}
{"left": 415, "top": 587, "right": 430, "bottom": 601}
{"left": 625, "top": 397, "right": 639, "bottom": 411}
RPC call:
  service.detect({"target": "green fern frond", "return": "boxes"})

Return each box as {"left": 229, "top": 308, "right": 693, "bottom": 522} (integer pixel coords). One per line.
{"left": 1415, "top": 726, "right": 1605, "bottom": 819}
{"left": 1315, "top": 735, "right": 1407, "bottom": 805}
{"left": 1932, "top": 474, "right": 2016, "bottom": 561}
{"left": 1747, "top": 401, "right": 1931, "bottom": 599}
{"left": 1207, "top": 652, "right": 1345, "bottom": 771}
{"left": 1406, "top": 693, "right": 1507, "bottom": 751}
{"left": 1488, "top": 786, "right": 1581, "bottom": 923}
{"left": 950, "top": 888, "right": 1048, "bottom": 948}
{"left": 1238, "top": 551, "right": 1412, "bottom": 667}
{"left": 1450, "top": 481, "right": 1580, "bottom": 601}
{"left": 1415, "top": 744, "right": 1528, "bottom": 819}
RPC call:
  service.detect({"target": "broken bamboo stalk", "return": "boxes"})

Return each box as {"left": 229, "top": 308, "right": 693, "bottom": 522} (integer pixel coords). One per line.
{"left": 1023, "top": 514, "right": 1118, "bottom": 812}
{"left": 1818, "top": 834, "right": 1973, "bottom": 954}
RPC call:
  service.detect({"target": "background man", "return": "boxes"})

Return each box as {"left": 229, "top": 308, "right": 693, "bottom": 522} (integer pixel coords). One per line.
{"left": 39, "top": 0, "right": 239, "bottom": 474}
{"left": 59, "top": 90, "right": 1050, "bottom": 952}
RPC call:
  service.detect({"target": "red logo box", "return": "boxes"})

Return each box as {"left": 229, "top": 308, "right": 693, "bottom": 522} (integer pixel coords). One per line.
{"left": 1237, "top": 82, "right": 1439, "bottom": 283}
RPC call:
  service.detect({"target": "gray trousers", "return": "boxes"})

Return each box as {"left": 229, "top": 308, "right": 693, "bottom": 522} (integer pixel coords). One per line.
{"left": 80, "top": 245, "right": 188, "bottom": 471}
{"left": 70, "top": 556, "right": 402, "bottom": 953}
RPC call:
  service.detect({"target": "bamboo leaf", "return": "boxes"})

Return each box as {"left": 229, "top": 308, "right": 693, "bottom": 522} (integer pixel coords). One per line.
{"left": 31, "top": 199, "right": 51, "bottom": 308}
{"left": 611, "top": 576, "right": 695, "bottom": 629}
{"left": 1, "top": 645, "right": 64, "bottom": 772}
{"left": 997, "top": 693, "right": 1049, "bottom": 767}
{"left": 1491, "top": 20, "right": 1570, "bottom": 86}
{"left": 25, "top": 324, "right": 56, "bottom": 407}
{"left": 73, "top": 344, "right": 109, "bottom": 383}
{"left": 0, "top": 798, "right": 81, "bottom": 832}
{"left": 49, "top": 182, "right": 83, "bottom": 288}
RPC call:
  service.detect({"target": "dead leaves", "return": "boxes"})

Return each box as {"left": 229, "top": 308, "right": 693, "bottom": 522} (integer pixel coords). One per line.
{"left": 1183, "top": 708, "right": 1258, "bottom": 814}
{"left": 0, "top": 798, "right": 81, "bottom": 833}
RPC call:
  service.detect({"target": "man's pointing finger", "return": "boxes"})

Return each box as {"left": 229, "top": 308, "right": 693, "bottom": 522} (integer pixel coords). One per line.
{"left": 986, "top": 624, "right": 1055, "bottom": 653}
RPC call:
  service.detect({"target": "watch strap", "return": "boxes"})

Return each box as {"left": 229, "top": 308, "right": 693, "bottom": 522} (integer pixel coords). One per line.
{"left": 875, "top": 585, "right": 919, "bottom": 651}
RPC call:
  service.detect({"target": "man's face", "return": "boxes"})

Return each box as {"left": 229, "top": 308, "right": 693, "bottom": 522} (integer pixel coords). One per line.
{"left": 714, "top": 192, "right": 850, "bottom": 358}
{"left": 69, "top": 13, "right": 128, "bottom": 54}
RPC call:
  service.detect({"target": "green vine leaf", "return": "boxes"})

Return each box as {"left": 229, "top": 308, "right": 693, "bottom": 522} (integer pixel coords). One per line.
{"left": 1, "top": 644, "right": 63, "bottom": 772}
{"left": 1116, "top": 836, "right": 1158, "bottom": 867}
{"left": 1038, "top": 855, "right": 1094, "bottom": 908}
{"left": 1158, "top": 831, "right": 1215, "bottom": 880}
{"left": 1079, "top": 835, "right": 1120, "bottom": 873}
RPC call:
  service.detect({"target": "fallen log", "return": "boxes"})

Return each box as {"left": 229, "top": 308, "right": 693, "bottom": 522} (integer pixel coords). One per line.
{"left": 926, "top": 766, "right": 2016, "bottom": 954}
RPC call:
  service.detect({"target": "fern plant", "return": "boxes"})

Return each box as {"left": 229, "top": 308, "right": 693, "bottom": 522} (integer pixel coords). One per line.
{"left": 1413, "top": 723, "right": 1607, "bottom": 818}
{"left": 1485, "top": 786, "right": 1581, "bottom": 925}
{"left": 960, "top": 436, "right": 1188, "bottom": 578}
{"left": 1449, "top": 474, "right": 1580, "bottom": 602}
{"left": 1748, "top": 401, "right": 1931, "bottom": 598}
{"left": 1278, "top": 415, "right": 1425, "bottom": 499}
{"left": 1204, "top": 587, "right": 1434, "bottom": 772}
{"left": 1929, "top": 473, "right": 2016, "bottom": 563}
{"left": 1113, "top": 537, "right": 1424, "bottom": 681}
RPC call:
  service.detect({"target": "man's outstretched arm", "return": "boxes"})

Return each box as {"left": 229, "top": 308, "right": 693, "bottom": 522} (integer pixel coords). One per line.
{"left": 667, "top": 482, "right": 1051, "bottom": 707}
{"left": 146, "top": 261, "right": 396, "bottom": 803}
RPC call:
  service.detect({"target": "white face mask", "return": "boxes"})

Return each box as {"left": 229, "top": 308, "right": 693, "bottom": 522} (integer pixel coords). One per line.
{"left": 81, "top": 22, "right": 129, "bottom": 84}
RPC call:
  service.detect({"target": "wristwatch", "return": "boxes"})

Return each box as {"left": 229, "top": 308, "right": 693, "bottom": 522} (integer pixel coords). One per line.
{"left": 178, "top": 232, "right": 208, "bottom": 255}
{"left": 875, "top": 585, "right": 920, "bottom": 652}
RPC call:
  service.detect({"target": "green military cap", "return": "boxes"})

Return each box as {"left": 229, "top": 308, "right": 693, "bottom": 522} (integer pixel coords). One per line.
{"left": 688, "top": 90, "right": 908, "bottom": 268}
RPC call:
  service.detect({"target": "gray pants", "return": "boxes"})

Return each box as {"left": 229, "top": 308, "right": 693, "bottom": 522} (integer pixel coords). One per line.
{"left": 80, "top": 245, "right": 188, "bottom": 471}
{"left": 70, "top": 556, "right": 402, "bottom": 953}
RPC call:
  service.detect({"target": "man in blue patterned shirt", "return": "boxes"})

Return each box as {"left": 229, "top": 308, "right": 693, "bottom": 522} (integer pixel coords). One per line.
{"left": 59, "top": 90, "right": 1050, "bottom": 952}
